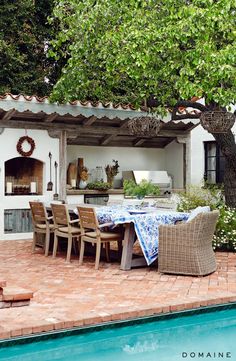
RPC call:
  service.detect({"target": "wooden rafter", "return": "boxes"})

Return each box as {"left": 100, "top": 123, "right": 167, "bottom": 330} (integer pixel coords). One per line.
{"left": 44, "top": 113, "right": 58, "bottom": 123}
{"left": 0, "top": 109, "right": 16, "bottom": 122}
{"left": 120, "top": 118, "right": 131, "bottom": 129}
{"left": 100, "top": 135, "right": 115, "bottom": 145}
{"left": 83, "top": 115, "right": 97, "bottom": 126}
{"left": 133, "top": 139, "right": 146, "bottom": 147}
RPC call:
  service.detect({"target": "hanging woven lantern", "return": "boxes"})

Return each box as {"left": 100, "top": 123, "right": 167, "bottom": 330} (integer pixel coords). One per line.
{"left": 200, "top": 111, "right": 235, "bottom": 134}
{"left": 128, "top": 116, "right": 161, "bottom": 136}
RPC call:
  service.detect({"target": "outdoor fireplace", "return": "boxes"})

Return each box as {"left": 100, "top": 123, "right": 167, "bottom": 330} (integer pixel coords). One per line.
{"left": 5, "top": 157, "right": 43, "bottom": 195}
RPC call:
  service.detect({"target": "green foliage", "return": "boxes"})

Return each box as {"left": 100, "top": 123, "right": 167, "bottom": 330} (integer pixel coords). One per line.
{"left": 213, "top": 205, "right": 236, "bottom": 251}
{"left": 177, "top": 185, "right": 236, "bottom": 251}
{"left": 50, "top": 0, "right": 236, "bottom": 108}
{"left": 124, "top": 179, "right": 160, "bottom": 199}
{"left": 0, "top": 0, "right": 62, "bottom": 96}
{"left": 87, "top": 181, "right": 110, "bottom": 191}
{"left": 177, "top": 185, "right": 222, "bottom": 212}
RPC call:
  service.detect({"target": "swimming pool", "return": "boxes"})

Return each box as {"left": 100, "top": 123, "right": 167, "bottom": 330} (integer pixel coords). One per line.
{"left": 0, "top": 305, "right": 235, "bottom": 361}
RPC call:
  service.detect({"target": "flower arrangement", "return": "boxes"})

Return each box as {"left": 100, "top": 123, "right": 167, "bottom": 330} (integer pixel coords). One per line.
{"left": 80, "top": 166, "right": 89, "bottom": 181}
{"left": 105, "top": 160, "right": 120, "bottom": 186}
{"left": 124, "top": 179, "right": 160, "bottom": 199}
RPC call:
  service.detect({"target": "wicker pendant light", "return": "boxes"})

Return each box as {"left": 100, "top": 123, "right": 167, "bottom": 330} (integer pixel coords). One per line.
{"left": 128, "top": 116, "right": 161, "bottom": 136}
{"left": 200, "top": 111, "right": 235, "bottom": 134}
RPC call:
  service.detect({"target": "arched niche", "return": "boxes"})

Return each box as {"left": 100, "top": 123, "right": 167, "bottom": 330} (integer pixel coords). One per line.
{"left": 5, "top": 157, "right": 43, "bottom": 195}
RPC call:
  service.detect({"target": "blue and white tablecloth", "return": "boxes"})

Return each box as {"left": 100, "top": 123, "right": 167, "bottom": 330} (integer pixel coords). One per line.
{"left": 95, "top": 206, "right": 189, "bottom": 265}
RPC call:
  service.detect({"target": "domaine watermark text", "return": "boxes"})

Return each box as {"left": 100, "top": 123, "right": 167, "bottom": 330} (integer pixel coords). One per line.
{"left": 181, "top": 352, "right": 231, "bottom": 359}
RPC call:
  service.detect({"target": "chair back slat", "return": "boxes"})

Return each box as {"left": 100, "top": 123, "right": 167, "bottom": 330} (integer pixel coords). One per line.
{"left": 77, "top": 207, "right": 99, "bottom": 231}
{"left": 51, "top": 204, "right": 70, "bottom": 227}
{"left": 29, "top": 202, "right": 47, "bottom": 224}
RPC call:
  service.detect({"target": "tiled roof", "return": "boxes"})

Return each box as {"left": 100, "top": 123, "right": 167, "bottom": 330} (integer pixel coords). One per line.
{"left": 0, "top": 93, "right": 137, "bottom": 111}
{"left": 0, "top": 93, "right": 149, "bottom": 121}
{"left": 0, "top": 93, "right": 200, "bottom": 124}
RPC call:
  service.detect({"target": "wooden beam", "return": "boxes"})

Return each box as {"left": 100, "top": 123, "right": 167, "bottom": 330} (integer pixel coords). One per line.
{"left": 59, "top": 130, "right": 67, "bottom": 202}
{"left": 0, "top": 109, "right": 16, "bottom": 122}
{"left": 47, "top": 129, "right": 78, "bottom": 139}
{"left": 1, "top": 119, "right": 190, "bottom": 137}
{"left": 133, "top": 138, "right": 146, "bottom": 147}
{"left": 83, "top": 115, "right": 97, "bottom": 126}
{"left": 100, "top": 135, "right": 115, "bottom": 145}
{"left": 44, "top": 113, "right": 58, "bottom": 123}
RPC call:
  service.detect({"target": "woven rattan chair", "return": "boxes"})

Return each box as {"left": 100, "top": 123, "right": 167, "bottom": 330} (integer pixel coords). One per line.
{"left": 29, "top": 201, "right": 54, "bottom": 256}
{"left": 158, "top": 210, "right": 219, "bottom": 276}
{"left": 77, "top": 206, "right": 123, "bottom": 270}
{"left": 51, "top": 204, "right": 81, "bottom": 262}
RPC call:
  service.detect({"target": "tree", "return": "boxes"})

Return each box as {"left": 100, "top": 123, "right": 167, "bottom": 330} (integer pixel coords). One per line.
{"left": 0, "top": 0, "right": 62, "bottom": 96}
{"left": 50, "top": 0, "right": 236, "bottom": 206}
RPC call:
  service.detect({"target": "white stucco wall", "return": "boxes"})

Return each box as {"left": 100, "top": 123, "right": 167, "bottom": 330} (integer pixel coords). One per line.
{"left": 165, "top": 140, "right": 184, "bottom": 189}
{"left": 190, "top": 120, "right": 236, "bottom": 185}
{"left": 67, "top": 145, "right": 167, "bottom": 184}
{"left": 0, "top": 128, "right": 59, "bottom": 240}
{"left": 190, "top": 125, "right": 214, "bottom": 185}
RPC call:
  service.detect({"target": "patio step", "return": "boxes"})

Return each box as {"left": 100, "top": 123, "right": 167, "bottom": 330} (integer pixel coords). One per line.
{"left": 0, "top": 282, "right": 33, "bottom": 309}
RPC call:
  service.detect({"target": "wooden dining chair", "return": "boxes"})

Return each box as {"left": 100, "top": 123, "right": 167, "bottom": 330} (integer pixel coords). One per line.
{"left": 51, "top": 204, "right": 81, "bottom": 262}
{"left": 77, "top": 206, "right": 123, "bottom": 270}
{"left": 29, "top": 201, "right": 54, "bottom": 256}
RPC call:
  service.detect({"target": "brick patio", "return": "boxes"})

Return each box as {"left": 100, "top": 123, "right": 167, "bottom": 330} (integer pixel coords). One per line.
{"left": 0, "top": 239, "right": 236, "bottom": 340}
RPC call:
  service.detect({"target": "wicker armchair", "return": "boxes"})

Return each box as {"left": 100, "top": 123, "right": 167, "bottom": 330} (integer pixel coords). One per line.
{"left": 158, "top": 210, "right": 219, "bottom": 276}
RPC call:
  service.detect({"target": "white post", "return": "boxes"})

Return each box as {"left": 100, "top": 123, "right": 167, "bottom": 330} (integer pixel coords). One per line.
{"left": 59, "top": 130, "right": 67, "bottom": 202}
{"left": 177, "top": 134, "right": 191, "bottom": 188}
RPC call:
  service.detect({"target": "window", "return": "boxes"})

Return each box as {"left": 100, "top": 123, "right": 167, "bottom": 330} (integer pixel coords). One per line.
{"left": 204, "top": 141, "right": 225, "bottom": 184}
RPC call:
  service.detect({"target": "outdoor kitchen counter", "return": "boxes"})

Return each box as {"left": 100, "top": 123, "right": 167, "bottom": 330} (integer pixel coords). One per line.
{"left": 67, "top": 189, "right": 124, "bottom": 195}
{"left": 67, "top": 188, "right": 183, "bottom": 195}
{"left": 66, "top": 188, "right": 182, "bottom": 207}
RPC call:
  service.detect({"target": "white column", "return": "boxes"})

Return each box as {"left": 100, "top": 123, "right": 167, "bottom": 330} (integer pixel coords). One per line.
{"left": 59, "top": 130, "right": 67, "bottom": 202}
{"left": 177, "top": 134, "right": 191, "bottom": 188}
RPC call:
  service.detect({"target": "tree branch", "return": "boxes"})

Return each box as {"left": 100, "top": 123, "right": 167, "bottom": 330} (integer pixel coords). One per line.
{"left": 171, "top": 100, "right": 209, "bottom": 120}
{"left": 172, "top": 113, "right": 201, "bottom": 120}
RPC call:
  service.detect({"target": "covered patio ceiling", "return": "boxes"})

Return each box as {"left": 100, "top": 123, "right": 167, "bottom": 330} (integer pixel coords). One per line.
{"left": 0, "top": 94, "right": 199, "bottom": 148}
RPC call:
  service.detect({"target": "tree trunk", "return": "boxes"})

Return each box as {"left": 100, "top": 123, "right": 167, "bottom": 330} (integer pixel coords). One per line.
{"left": 213, "top": 131, "right": 236, "bottom": 207}
{"left": 171, "top": 100, "right": 236, "bottom": 207}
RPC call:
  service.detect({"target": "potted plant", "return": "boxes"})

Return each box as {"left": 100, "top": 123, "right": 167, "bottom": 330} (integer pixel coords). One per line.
{"left": 123, "top": 179, "right": 160, "bottom": 199}
{"left": 87, "top": 181, "right": 111, "bottom": 191}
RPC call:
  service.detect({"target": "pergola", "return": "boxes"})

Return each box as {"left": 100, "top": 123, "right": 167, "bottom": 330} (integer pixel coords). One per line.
{"left": 0, "top": 94, "right": 199, "bottom": 200}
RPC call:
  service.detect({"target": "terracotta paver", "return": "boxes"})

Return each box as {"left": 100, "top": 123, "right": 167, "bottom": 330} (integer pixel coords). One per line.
{"left": 0, "top": 239, "right": 236, "bottom": 340}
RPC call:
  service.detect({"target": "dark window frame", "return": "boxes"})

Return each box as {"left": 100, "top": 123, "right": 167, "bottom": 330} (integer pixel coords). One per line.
{"left": 204, "top": 141, "right": 225, "bottom": 184}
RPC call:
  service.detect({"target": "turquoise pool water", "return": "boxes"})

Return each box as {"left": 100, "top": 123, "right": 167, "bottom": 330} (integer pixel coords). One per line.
{"left": 0, "top": 307, "right": 235, "bottom": 361}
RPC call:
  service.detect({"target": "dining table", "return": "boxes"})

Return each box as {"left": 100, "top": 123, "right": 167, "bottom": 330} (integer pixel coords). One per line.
{"left": 49, "top": 203, "right": 189, "bottom": 271}
{"left": 93, "top": 205, "right": 189, "bottom": 270}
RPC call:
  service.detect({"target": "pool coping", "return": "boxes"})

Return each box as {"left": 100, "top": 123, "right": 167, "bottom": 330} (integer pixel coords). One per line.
{"left": 1, "top": 301, "right": 236, "bottom": 348}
